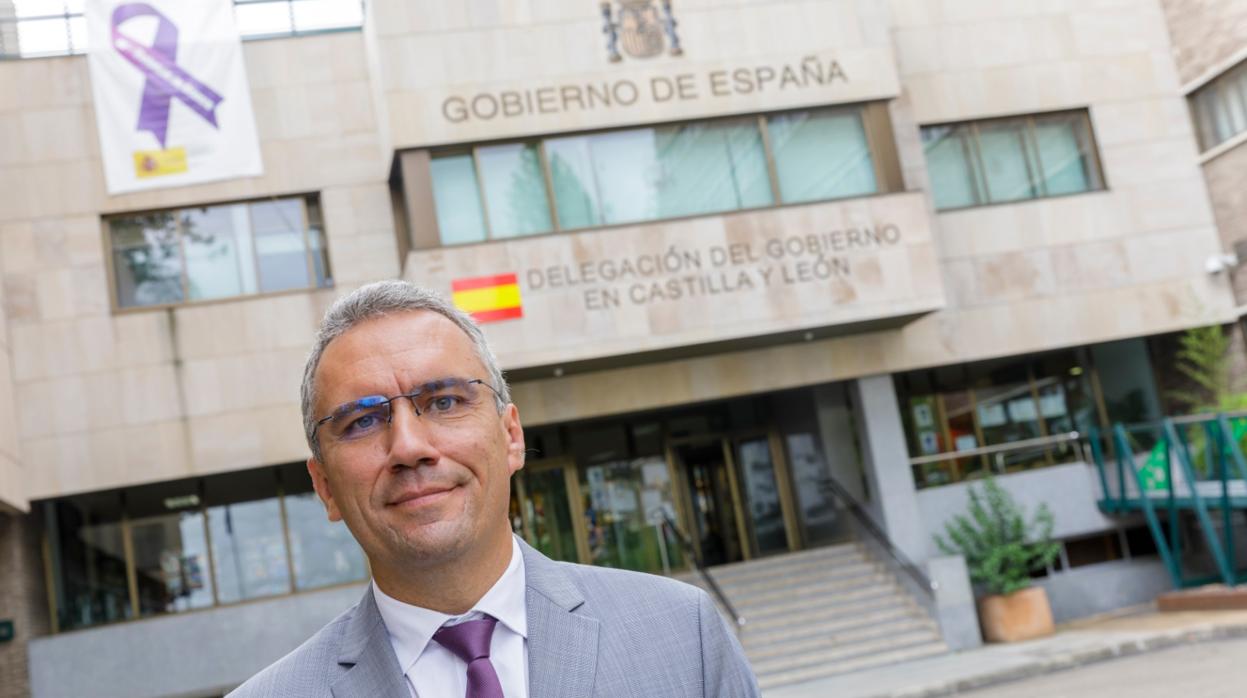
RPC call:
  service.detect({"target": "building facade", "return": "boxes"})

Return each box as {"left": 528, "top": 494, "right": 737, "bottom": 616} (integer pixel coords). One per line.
{"left": 0, "top": 1, "right": 1242, "bottom": 696}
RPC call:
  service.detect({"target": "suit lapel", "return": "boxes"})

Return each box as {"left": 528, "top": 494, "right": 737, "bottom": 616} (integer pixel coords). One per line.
{"left": 522, "top": 540, "right": 600, "bottom": 698}
{"left": 330, "top": 586, "right": 409, "bottom": 698}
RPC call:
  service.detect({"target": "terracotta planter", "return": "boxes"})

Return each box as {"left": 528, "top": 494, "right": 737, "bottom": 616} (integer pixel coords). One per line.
{"left": 977, "top": 586, "right": 1055, "bottom": 643}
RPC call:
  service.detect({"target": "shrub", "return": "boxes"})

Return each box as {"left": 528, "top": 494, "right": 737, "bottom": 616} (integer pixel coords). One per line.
{"left": 934, "top": 477, "right": 1061, "bottom": 596}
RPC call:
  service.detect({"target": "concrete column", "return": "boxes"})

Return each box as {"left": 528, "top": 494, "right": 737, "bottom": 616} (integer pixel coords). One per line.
{"left": 927, "top": 555, "right": 982, "bottom": 651}
{"left": 0, "top": 512, "right": 50, "bottom": 698}
{"left": 851, "top": 373, "right": 927, "bottom": 563}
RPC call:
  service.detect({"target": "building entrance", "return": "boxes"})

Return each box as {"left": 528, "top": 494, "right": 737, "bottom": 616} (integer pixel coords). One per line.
{"left": 672, "top": 440, "right": 745, "bottom": 566}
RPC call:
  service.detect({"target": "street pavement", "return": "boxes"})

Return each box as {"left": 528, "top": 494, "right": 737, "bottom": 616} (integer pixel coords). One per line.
{"left": 965, "top": 637, "right": 1247, "bottom": 697}
{"left": 764, "top": 608, "right": 1247, "bottom": 698}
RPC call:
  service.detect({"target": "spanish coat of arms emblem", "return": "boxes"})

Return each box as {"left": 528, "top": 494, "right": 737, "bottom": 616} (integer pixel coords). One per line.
{"left": 601, "top": 0, "right": 682, "bottom": 62}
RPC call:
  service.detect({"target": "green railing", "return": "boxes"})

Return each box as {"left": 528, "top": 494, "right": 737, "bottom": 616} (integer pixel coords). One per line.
{"left": 1090, "top": 413, "right": 1247, "bottom": 589}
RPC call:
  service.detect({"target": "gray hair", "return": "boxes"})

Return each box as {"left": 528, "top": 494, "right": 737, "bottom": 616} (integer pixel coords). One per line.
{"left": 300, "top": 280, "right": 511, "bottom": 461}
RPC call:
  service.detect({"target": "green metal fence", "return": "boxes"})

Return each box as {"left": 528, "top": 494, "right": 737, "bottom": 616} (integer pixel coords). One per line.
{"left": 1090, "top": 413, "right": 1247, "bottom": 589}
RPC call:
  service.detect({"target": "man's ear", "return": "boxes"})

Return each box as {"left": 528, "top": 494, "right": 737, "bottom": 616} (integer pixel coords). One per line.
{"left": 503, "top": 403, "right": 526, "bottom": 476}
{"left": 307, "top": 456, "right": 343, "bottom": 522}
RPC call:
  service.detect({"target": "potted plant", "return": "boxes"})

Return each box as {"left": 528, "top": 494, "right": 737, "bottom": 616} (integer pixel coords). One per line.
{"left": 935, "top": 476, "right": 1062, "bottom": 643}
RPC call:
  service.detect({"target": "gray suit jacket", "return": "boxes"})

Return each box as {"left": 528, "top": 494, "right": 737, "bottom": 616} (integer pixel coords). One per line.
{"left": 229, "top": 539, "right": 761, "bottom": 697}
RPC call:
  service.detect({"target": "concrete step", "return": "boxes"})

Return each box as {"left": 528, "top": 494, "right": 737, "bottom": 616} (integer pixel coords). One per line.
{"left": 731, "top": 572, "right": 896, "bottom": 616}
{"left": 711, "top": 559, "right": 880, "bottom": 599}
{"left": 742, "top": 602, "right": 927, "bottom": 648}
{"left": 745, "top": 613, "right": 938, "bottom": 661}
{"left": 751, "top": 627, "right": 943, "bottom": 676}
{"left": 738, "top": 585, "right": 920, "bottom": 635}
{"left": 757, "top": 639, "right": 949, "bottom": 690}
{"left": 694, "top": 544, "right": 864, "bottom": 586}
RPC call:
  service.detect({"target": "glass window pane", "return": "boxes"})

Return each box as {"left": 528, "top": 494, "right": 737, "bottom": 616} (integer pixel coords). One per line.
{"left": 110, "top": 212, "right": 185, "bottom": 308}
{"left": 976, "top": 120, "right": 1038, "bottom": 203}
{"left": 279, "top": 463, "right": 368, "bottom": 590}
{"left": 580, "top": 457, "right": 683, "bottom": 573}
{"left": 922, "top": 125, "right": 980, "bottom": 209}
{"left": 15, "top": 17, "right": 69, "bottom": 57}
{"left": 476, "top": 143, "right": 553, "bottom": 238}
{"left": 767, "top": 108, "right": 877, "bottom": 204}
{"left": 548, "top": 118, "right": 772, "bottom": 227}
{"left": 205, "top": 470, "right": 290, "bottom": 604}
{"left": 251, "top": 199, "right": 311, "bottom": 292}
{"left": 130, "top": 511, "right": 214, "bottom": 616}
{"left": 234, "top": 2, "right": 294, "bottom": 37}
{"left": 305, "top": 197, "right": 332, "bottom": 287}
{"left": 292, "top": 0, "right": 363, "bottom": 33}
{"left": 1033, "top": 115, "right": 1093, "bottom": 196}
{"left": 47, "top": 493, "right": 131, "bottom": 631}
{"left": 546, "top": 136, "right": 605, "bottom": 229}
{"left": 183, "top": 205, "right": 256, "bottom": 301}
{"left": 430, "top": 154, "right": 489, "bottom": 245}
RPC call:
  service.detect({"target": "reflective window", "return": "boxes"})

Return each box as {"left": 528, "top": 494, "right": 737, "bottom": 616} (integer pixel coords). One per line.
{"left": 580, "top": 457, "right": 683, "bottom": 574}
{"left": 1191, "top": 59, "right": 1247, "bottom": 151}
{"left": 44, "top": 492, "right": 131, "bottom": 631}
{"left": 108, "top": 195, "right": 331, "bottom": 309}
{"left": 126, "top": 481, "right": 215, "bottom": 616}
{"left": 897, "top": 348, "right": 1105, "bottom": 489}
{"left": 280, "top": 463, "right": 369, "bottom": 591}
{"left": 206, "top": 470, "right": 290, "bottom": 604}
{"left": 767, "top": 108, "right": 876, "bottom": 203}
{"left": 430, "top": 105, "right": 883, "bottom": 245}
{"left": 920, "top": 110, "right": 1103, "bottom": 210}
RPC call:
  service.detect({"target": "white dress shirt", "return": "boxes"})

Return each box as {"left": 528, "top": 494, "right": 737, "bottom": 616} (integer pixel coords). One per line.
{"left": 372, "top": 535, "right": 529, "bottom": 698}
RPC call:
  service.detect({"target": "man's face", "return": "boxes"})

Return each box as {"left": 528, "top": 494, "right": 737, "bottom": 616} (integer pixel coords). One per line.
{"left": 306, "top": 310, "right": 525, "bottom": 570}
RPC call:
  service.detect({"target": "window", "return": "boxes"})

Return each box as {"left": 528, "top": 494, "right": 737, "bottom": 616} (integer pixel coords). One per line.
{"left": 108, "top": 195, "right": 331, "bottom": 309}
{"left": 40, "top": 463, "right": 369, "bottom": 632}
{"left": 921, "top": 110, "right": 1104, "bottom": 210}
{"left": 1191, "top": 59, "right": 1247, "bottom": 151}
{"left": 897, "top": 348, "right": 1102, "bottom": 489}
{"left": 428, "top": 105, "right": 884, "bottom": 245}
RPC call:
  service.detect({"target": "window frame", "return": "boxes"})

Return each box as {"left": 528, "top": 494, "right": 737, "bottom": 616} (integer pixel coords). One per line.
{"left": 425, "top": 102, "right": 896, "bottom": 246}
{"left": 103, "top": 193, "right": 332, "bottom": 314}
{"left": 920, "top": 109, "right": 1107, "bottom": 213}
{"left": 1190, "top": 58, "right": 1247, "bottom": 153}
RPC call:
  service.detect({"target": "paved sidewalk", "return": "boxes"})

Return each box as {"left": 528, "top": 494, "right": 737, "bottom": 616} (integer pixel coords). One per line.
{"left": 764, "top": 608, "right": 1247, "bottom": 698}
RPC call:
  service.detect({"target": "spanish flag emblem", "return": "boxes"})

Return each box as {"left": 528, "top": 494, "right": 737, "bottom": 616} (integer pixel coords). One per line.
{"left": 451, "top": 273, "right": 523, "bottom": 323}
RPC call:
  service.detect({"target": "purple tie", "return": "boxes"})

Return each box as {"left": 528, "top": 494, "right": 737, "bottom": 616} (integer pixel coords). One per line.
{"left": 432, "top": 616, "right": 505, "bottom": 698}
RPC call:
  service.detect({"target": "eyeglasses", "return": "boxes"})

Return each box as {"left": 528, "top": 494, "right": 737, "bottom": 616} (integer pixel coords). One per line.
{"left": 312, "top": 377, "right": 503, "bottom": 444}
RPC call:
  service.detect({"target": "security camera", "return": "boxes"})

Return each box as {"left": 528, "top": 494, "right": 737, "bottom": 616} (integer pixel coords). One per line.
{"left": 1206, "top": 253, "right": 1239, "bottom": 275}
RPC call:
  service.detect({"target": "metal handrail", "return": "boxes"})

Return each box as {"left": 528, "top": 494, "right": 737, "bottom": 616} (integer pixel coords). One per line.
{"left": 908, "top": 431, "right": 1081, "bottom": 465}
{"left": 817, "top": 476, "right": 938, "bottom": 596}
{"left": 659, "top": 512, "right": 746, "bottom": 628}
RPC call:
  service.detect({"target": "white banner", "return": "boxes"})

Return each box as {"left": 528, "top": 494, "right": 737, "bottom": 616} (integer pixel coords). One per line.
{"left": 86, "top": 0, "right": 263, "bottom": 194}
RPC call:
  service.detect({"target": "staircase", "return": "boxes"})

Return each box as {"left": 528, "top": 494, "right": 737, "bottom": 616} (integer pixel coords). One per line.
{"left": 680, "top": 542, "right": 948, "bottom": 691}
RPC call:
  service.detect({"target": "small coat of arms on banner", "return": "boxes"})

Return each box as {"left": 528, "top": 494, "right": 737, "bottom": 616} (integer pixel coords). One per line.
{"left": 600, "top": 0, "right": 682, "bottom": 62}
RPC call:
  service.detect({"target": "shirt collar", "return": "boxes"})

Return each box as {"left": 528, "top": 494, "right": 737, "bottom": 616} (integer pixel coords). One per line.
{"left": 372, "top": 535, "right": 528, "bottom": 675}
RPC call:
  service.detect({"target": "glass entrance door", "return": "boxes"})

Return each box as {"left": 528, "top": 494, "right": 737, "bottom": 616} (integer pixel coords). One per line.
{"left": 513, "top": 460, "right": 583, "bottom": 564}
{"left": 734, "top": 436, "right": 790, "bottom": 557}
{"left": 673, "top": 441, "right": 746, "bottom": 566}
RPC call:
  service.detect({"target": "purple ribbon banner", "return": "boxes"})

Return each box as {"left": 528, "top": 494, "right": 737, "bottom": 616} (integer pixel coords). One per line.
{"left": 111, "top": 3, "right": 225, "bottom": 149}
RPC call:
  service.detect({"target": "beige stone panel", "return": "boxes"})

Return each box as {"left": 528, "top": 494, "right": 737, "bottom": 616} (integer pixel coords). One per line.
{"left": 0, "top": 452, "right": 25, "bottom": 512}
{"left": 171, "top": 293, "right": 322, "bottom": 361}
{"left": 0, "top": 350, "right": 22, "bottom": 464}
{"left": 936, "top": 0, "right": 1063, "bottom": 24}
{"left": 1051, "top": 240, "right": 1131, "bottom": 291}
{"left": 327, "top": 230, "right": 401, "bottom": 284}
{"left": 971, "top": 250, "right": 1057, "bottom": 304}
{"left": 119, "top": 364, "right": 182, "bottom": 426}
{"left": 1123, "top": 228, "right": 1220, "bottom": 286}
{"left": 11, "top": 313, "right": 174, "bottom": 381}
{"left": 23, "top": 419, "right": 191, "bottom": 499}
{"left": 0, "top": 111, "right": 29, "bottom": 166}
{"left": 0, "top": 221, "right": 36, "bottom": 275}
{"left": 1125, "top": 177, "right": 1217, "bottom": 233}
{"left": 5, "top": 55, "right": 89, "bottom": 110}
{"left": 1069, "top": 6, "right": 1170, "bottom": 57}
{"left": 886, "top": 0, "right": 941, "bottom": 28}
{"left": 893, "top": 27, "right": 941, "bottom": 77}
{"left": 1090, "top": 98, "right": 1195, "bottom": 148}
{"left": 17, "top": 372, "right": 114, "bottom": 439}
{"left": 321, "top": 183, "right": 395, "bottom": 238}
{"left": 18, "top": 106, "right": 91, "bottom": 164}
{"left": 188, "top": 404, "right": 306, "bottom": 474}
{"left": 3, "top": 275, "right": 37, "bottom": 324}
{"left": 1202, "top": 143, "right": 1247, "bottom": 303}
{"left": 1099, "top": 138, "right": 1203, "bottom": 188}
{"left": 178, "top": 348, "right": 305, "bottom": 418}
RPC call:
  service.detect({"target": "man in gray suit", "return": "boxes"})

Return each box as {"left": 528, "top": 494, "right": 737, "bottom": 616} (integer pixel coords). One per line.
{"left": 230, "top": 280, "right": 760, "bottom": 697}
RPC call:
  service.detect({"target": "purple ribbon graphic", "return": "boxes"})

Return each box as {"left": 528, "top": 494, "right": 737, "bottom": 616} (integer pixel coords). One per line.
{"left": 111, "top": 3, "right": 224, "bottom": 148}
